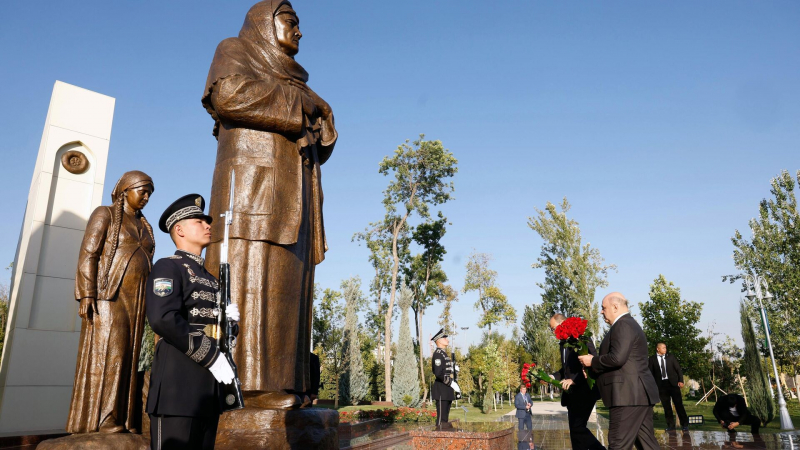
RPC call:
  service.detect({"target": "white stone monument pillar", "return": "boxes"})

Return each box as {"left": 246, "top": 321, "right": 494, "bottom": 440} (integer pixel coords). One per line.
{"left": 0, "top": 81, "right": 114, "bottom": 434}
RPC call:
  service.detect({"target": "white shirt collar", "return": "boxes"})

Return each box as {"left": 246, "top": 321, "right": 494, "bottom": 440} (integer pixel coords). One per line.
{"left": 611, "top": 311, "right": 630, "bottom": 326}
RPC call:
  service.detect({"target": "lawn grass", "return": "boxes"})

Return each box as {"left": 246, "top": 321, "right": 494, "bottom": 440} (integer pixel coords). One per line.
{"left": 596, "top": 396, "right": 800, "bottom": 434}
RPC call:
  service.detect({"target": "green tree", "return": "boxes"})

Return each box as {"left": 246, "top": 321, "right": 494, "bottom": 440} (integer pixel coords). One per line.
{"left": 639, "top": 275, "right": 711, "bottom": 381}
{"left": 724, "top": 170, "right": 800, "bottom": 369}
{"left": 372, "top": 135, "right": 457, "bottom": 403}
{"left": 405, "top": 213, "right": 449, "bottom": 402}
{"left": 741, "top": 301, "right": 775, "bottom": 425}
{"left": 392, "top": 286, "right": 421, "bottom": 406}
{"left": 714, "top": 335, "right": 744, "bottom": 395}
{"left": 437, "top": 283, "right": 459, "bottom": 333}
{"left": 354, "top": 221, "right": 410, "bottom": 401}
{"left": 313, "top": 287, "right": 346, "bottom": 407}
{"left": 339, "top": 277, "right": 369, "bottom": 405}
{"left": 453, "top": 348, "right": 474, "bottom": 403}
{"left": 528, "top": 198, "right": 616, "bottom": 336}
{"left": 463, "top": 252, "right": 516, "bottom": 330}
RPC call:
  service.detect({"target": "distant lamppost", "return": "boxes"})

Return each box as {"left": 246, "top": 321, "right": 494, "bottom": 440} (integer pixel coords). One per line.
{"left": 744, "top": 273, "right": 794, "bottom": 430}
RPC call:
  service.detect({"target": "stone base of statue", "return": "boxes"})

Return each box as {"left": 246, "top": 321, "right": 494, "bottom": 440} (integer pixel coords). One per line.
{"left": 36, "top": 433, "right": 149, "bottom": 450}
{"left": 215, "top": 405, "right": 338, "bottom": 449}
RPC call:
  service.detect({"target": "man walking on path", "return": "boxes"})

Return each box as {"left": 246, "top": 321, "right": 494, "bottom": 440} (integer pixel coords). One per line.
{"left": 514, "top": 385, "right": 533, "bottom": 431}
{"left": 578, "top": 293, "right": 660, "bottom": 450}
{"left": 649, "top": 343, "right": 689, "bottom": 431}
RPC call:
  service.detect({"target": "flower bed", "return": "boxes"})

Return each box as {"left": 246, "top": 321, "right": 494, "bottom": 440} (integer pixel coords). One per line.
{"left": 338, "top": 407, "right": 436, "bottom": 424}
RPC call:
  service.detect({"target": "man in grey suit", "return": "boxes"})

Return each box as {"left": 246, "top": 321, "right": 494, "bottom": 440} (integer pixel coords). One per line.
{"left": 514, "top": 385, "right": 533, "bottom": 431}
{"left": 578, "top": 292, "right": 660, "bottom": 450}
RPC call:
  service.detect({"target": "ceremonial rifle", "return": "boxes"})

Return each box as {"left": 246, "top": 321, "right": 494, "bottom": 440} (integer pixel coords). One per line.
{"left": 452, "top": 351, "right": 462, "bottom": 400}
{"left": 217, "top": 170, "right": 245, "bottom": 411}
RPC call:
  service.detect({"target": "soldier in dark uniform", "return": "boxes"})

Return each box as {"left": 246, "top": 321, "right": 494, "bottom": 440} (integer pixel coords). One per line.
{"left": 146, "top": 194, "right": 240, "bottom": 450}
{"left": 431, "top": 328, "right": 461, "bottom": 428}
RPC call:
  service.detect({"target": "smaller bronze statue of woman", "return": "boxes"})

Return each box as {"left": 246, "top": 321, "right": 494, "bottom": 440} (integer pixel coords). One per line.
{"left": 67, "top": 171, "right": 155, "bottom": 433}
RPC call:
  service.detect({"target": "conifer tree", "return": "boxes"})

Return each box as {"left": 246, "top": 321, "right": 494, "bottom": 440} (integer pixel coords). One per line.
{"left": 740, "top": 301, "right": 774, "bottom": 425}
{"left": 339, "top": 277, "right": 369, "bottom": 404}
{"left": 392, "top": 285, "right": 421, "bottom": 406}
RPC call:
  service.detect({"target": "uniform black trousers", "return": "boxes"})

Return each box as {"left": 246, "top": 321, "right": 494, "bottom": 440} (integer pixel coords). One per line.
{"left": 149, "top": 414, "right": 219, "bottom": 450}
{"left": 608, "top": 405, "right": 659, "bottom": 450}
{"left": 658, "top": 384, "right": 688, "bottom": 428}
{"left": 435, "top": 399, "right": 452, "bottom": 427}
{"left": 718, "top": 412, "right": 761, "bottom": 434}
{"left": 564, "top": 393, "right": 605, "bottom": 450}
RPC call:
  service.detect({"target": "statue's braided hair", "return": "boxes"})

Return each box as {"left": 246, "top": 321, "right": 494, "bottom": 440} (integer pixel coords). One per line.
{"left": 99, "top": 194, "right": 125, "bottom": 290}
{"left": 140, "top": 213, "right": 156, "bottom": 259}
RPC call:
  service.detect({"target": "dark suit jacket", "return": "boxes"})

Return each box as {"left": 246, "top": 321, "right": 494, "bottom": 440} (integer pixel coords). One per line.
{"left": 554, "top": 340, "right": 601, "bottom": 406}
{"left": 713, "top": 394, "right": 753, "bottom": 424}
{"left": 590, "top": 314, "right": 660, "bottom": 407}
{"left": 648, "top": 353, "right": 683, "bottom": 388}
{"left": 515, "top": 392, "right": 533, "bottom": 419}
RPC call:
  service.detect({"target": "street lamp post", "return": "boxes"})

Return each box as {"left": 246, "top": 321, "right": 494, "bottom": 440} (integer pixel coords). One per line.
{"left": 744, "top": 273, "right": 794, "bottom": 430}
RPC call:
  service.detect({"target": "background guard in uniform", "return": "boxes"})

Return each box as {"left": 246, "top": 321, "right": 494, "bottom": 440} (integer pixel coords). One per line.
{"left": 145, "top": 194, "right": 240, "bottom": 450}
{"left": 431, "top": 328, "right": 461, "bottom": 429}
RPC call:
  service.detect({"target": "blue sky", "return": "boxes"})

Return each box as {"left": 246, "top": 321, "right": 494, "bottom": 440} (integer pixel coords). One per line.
{"left": 2, "top": 1, "right": 799, "bottom": 351}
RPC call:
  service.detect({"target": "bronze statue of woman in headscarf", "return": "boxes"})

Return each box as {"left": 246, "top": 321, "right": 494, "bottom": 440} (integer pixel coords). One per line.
{"left": 202, "top": 0, "right": 336, "bottom": 409}
{"left": 67, "top": 171, "right": 155, "bottom": 433}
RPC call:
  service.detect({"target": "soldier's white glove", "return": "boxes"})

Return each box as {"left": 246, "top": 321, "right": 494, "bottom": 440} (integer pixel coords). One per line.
{"left": 451, "top": 381, "right": 461, "bottom": 393}
{"left": 455, "top": 364, "right": 460, "bottom": 373}
{"left": 209, "top": 353, "right": 235, "bottom": 384}
{"left": 226, "top": 303, "right": 240, "bottom": 322}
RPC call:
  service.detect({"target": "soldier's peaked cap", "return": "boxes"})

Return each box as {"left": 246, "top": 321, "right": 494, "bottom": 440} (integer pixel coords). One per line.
{"left": 431, "top": 328, "right": 448, "bottom": 342}
{"left": 159, "top": 194, "right": 213, "bottom": 233}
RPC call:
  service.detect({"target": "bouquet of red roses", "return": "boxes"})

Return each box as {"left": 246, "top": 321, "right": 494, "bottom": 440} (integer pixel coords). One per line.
{"left": 521, "top": 362, "right": 567, "bottom": 391}
{"left": 554, "top": 317, "right": 596, "bottom": 389}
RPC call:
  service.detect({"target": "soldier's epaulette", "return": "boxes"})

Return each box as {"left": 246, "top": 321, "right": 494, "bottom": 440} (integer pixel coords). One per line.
{"left": 167, "top": 255, "right": 183, "bottom": 260}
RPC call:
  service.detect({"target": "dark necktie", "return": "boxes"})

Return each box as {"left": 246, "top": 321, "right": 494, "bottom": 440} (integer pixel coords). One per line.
{"left": 660, "top": 356, "right": 667, "bottom": 379}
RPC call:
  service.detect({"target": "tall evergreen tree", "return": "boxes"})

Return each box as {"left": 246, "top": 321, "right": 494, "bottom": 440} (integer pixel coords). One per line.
{"left": 740, "top": 301, "right": 775, "bottom": 425}
{"left": 528, "top": 198, "right": 616, "bottom": 336}
{"left": 639, "top": 275, "right": 711, "bottom": 381}
{"left": 392, "top": 285, "right": 421, "bottom": 406}
{"left": 339, "top": 277, "right": 369, "bottom": 405}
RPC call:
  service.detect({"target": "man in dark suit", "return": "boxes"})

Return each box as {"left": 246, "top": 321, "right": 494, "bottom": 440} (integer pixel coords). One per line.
{"left": 550, "top": 314, "right": 605, "bottom": 450}
{"left": 578, "top": 292, "right": 660, "bottom": 450}
{"left": 714, "top": 394, "right": 761, "bottom": 434}
{"left": 649, "top": 343, "right": 689, "bottom": 431}
{"left": 514, "top": 385, "right": 533, "bottom": 431}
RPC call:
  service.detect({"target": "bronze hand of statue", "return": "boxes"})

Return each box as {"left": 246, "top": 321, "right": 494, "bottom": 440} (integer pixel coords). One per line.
{"left": 286, "top": 79, "right": 330, "bottom": 119}
{"left": 79, "top": 297, "right": 98, "bottom": 321}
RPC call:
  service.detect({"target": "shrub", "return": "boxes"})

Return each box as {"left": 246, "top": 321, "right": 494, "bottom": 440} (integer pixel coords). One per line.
{"left": 338, "top": 407, "right": 436, "bottom": 424}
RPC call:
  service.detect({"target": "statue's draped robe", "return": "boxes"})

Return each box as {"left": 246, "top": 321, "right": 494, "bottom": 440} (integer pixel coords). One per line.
{"left": 202, "top": 0, "right": 336, "bottom": 394}
{"left": 68, "top": 208, "right": 154, "bottom": 433}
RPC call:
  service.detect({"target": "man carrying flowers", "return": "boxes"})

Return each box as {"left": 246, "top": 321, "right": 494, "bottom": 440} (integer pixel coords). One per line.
{"left": 549, "top": 314, "right": 605, "bottom": 450}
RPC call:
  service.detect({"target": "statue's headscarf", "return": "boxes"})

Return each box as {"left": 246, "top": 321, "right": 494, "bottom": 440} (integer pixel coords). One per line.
{"left": 202, "top": 0, "right": 315, "bottom": 137}
{"left": 100, "top": 170, "right": 155, "bottom": 289}
{"left": 110, "top": 170, "right": 154, "bottom": 202}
